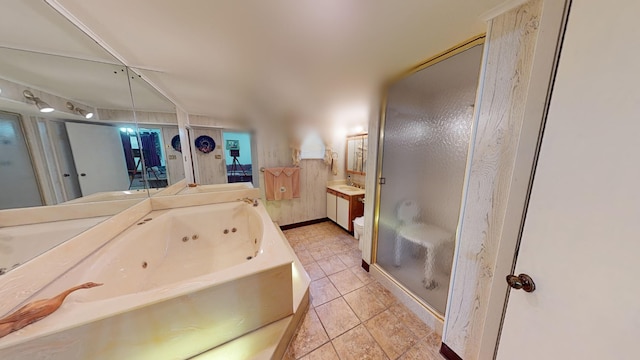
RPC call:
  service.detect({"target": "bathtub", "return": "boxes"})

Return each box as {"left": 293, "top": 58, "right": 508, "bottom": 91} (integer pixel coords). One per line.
{"left": 0, "top": 200, "right": 294, "bottom": 359}
{"left": 0, "top": 216, "right": 109, "bottom": 274}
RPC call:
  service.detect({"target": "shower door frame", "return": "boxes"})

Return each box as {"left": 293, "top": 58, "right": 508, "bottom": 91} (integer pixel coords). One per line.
{"left": 371, "top": 35, "right": 486, "bottom": 320}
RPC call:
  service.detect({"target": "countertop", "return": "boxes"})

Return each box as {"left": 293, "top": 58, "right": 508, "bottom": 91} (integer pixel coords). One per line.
{"left": 327, "top": 184, "right": 365, "bottom": 196}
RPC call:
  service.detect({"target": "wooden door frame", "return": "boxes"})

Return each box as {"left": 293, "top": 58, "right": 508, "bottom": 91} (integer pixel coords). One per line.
{"left": 438, "top": 0, "right": 574, "bottom": 359}
{"left": 473, "top": 1, "right": 573, "bottom": 359}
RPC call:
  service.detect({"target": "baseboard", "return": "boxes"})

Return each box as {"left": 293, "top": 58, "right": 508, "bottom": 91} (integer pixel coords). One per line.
{"left": 440, "top": 343, "right": 463, "bottom": 360}
{"left": 279, "top": 218, "right": 329, "bottom": 230}
{"left": 361, "top": 260, "right": 370, "bottom": 272}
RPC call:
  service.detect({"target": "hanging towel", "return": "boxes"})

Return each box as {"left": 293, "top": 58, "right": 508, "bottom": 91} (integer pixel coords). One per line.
{"left": 264, "top": 167, "right": 300, "bottom": 201}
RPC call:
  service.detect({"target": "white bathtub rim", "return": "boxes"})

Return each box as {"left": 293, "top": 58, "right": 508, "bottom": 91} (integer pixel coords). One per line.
{"left": 0, "top": 258, "right": 292, "bottom": 349}
{"left": 0, "top": 201, "right": 293, "bottom": 349}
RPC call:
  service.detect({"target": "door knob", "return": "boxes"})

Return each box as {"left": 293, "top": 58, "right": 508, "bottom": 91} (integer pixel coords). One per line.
{"left": 63, "top": 173, "right": 70, "bottom": 177}
{"left": 506, "top": 273, "right": 536, "bottom": 292}
{"left": 80, "top": 173, "right": 86, "bottom": 177}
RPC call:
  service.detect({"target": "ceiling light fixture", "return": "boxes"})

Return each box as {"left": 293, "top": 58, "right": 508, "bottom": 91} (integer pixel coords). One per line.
{"left": 66, "top": 102, "right": 94, "bottom": 119}
{"left": 23, "top": 90, "right": 54, "bottom": 113}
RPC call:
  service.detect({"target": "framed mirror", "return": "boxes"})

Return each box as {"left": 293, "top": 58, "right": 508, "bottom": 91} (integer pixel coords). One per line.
{"left": 346, "top": 134, "right": 367, "bottom": 175}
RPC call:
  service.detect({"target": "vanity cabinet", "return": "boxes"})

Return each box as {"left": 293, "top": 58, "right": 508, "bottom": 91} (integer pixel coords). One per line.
{"left": 326, "top": 188, "right": 364, "bottom": 232}
{"left": 327, "top": 191, "right": 337, "bottom": 222}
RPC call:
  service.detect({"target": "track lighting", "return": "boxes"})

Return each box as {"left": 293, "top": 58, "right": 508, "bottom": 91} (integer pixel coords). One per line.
{"left": 66, "top": 102, "right": 94, "bottom": 119}
{"left": 23, "top": 90, "right": 54, "bottom": 113}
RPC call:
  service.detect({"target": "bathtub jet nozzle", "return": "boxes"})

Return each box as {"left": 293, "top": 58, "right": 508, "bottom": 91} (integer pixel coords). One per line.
{"left": 242, "top": 198, "right": 259, "bottom": 207}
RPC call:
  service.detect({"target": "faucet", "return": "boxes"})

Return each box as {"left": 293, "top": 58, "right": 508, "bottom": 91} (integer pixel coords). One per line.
{"left": 243, "top": 198, "right": 259, "bottom": 207}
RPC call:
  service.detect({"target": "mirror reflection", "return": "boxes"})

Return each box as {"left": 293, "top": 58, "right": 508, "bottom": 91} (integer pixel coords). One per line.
{"left": 0, "top": 1, "right": 176, "bottom": 275}
{"left": 128, "top": 68, "right": 183, "bottom": 190}
{"left": 346, "top": 134, "right": 367, "bottom": 175}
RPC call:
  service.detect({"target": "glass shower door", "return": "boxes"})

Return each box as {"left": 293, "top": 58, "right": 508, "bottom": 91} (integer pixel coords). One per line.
{"left": 374, "top": 42, "right": 484, "bottom": 315}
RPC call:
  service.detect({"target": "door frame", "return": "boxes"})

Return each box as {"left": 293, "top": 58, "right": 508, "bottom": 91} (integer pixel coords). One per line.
{"left": 370, "top": 35, "right": 486, "bottom": 321}
{"left": 472, "top": 1, "right": 573, "bottom": 358}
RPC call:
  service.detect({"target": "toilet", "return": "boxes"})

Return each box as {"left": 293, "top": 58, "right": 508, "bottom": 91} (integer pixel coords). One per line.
{"left": 394, "top": 200, "right": 452, "bottom": 289}
{"left": 353, "top": 216, "right": 365, "bottom": 250}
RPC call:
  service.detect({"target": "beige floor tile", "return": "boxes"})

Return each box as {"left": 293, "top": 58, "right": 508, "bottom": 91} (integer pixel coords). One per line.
{"left": 367, "top": 281, "right": 397, "bottom": 307}
{"left": 343, "top": 286, "right": 387, "bottom": 321}
{"left": 296, "top": 249, "right": 315, "bottom": 265}
{"left": 285, "top": 222, "right": 441, "bottom": 360}
{"left": 315, "top": 297, "right": 361, "bottom": 339}
{"left": 397, "top": 338, "right": 443, "bottom": 360}
{"left": 365, "top": 310, "right": 419, "bottom": 359}
{"left": 316, "top": 256, "right": 348, "bottom": 275}
{"left": 328, "top": 268, "right": 366, "bottom": 295}
{"left": 422, "top": 332, "right": 442, "bottom": 354}
{"left": 338, "top": 235, "right": 360, "bottom": 248}
{"left": 326, "top": 239, "right": 353, "bottom": 254}
{"left": 303, "top": 261, "right": 326, "bottom": 281}
{"left": 287, "top": 308, "right": 329, "bottom": 359}
{"left": 292, "top": 242, "right": 306, "bottom": 252}
{"left": 336, "top": 250, "right": 362, "bottom": 267}
{"left": 309, "top": 277, "right": 341, "bottom": 307}
{"left": 349, "top": 265, "right": 375, "bottom": 284}
{"left": 299, "top": 342, "right": 340, "bottom": 360}
{"left": 332, "top": 325, "right": 389, "bottom": 360}
{"left": 307, "top": 244, "right": 335, "bottom": 261}
{"left": 388, "top": 302, "right": 434, "bottom": 339}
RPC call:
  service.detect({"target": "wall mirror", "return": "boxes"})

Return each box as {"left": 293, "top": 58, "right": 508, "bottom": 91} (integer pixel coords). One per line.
{"left": 127, "top": 67, "right": 182, "bottom": 192}
{"left": 0, "top": 1, "right": 172, "bottom": 275}
{"left": 346, "top": 134, "right": 367, "bottom": 175}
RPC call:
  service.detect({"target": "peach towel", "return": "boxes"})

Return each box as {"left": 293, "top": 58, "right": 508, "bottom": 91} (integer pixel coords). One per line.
{"left": 264, "top": 167, "right": 300, "bottom": 201}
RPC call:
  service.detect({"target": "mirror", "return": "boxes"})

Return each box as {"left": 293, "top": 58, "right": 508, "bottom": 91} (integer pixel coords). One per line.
{"left": 126, "top": 68, "right": 182, "bottom": 192}
{"left": 346, "top": 134, "right": 367, "bottom": 175}
{"left": 0, "top": 1, "right": 170, "bottom": 275}
{"left": 0, "top": 1, "right": 145, "bottom": 208}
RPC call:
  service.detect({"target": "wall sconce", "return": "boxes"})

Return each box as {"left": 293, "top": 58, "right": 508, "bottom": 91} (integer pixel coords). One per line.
{"left": 66, "top": 102, "right": 94, "bottom": 119}
{"left": 23, "top": 90, "right": 54, "bottom": 113}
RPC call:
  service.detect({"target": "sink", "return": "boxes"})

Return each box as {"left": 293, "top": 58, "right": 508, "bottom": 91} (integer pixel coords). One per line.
{"left": 338, "top": 185, "right": 362, "bottom": 192}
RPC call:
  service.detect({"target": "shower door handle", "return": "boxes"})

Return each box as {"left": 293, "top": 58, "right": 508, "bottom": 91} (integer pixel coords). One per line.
{"left": 63, "top": 173, "right": 70, "bottom": 177}
{"left": 506, "top": 273, "right": 536, "bottom": 292}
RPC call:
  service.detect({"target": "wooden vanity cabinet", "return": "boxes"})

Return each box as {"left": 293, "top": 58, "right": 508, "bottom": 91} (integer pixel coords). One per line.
{"left": 326, "top": 188, "right": 364, "bottom": 232}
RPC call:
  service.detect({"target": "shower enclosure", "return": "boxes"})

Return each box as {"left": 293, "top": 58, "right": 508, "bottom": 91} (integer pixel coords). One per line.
{"left": 373, "top": 38, "right": 484, "bottom": 316}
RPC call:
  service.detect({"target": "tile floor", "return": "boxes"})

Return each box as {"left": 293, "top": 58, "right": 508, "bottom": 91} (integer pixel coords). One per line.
{"left": 281, "top": 221, "right": 444, "bottom": 360}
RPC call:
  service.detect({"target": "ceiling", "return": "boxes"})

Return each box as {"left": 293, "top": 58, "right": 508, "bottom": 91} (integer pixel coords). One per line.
{"left": 31, "top": 0, "right": 504, "bottom": 125}
{"left": 0, "top": 1, "right": 174, "bottom": 114}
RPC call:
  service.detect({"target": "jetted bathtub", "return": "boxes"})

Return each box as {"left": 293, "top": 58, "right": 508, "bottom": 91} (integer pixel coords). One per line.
{"left": 0, "top": 200, "right": 294, "bottom": 359}
{"left": 0, "top": 216, "right": 109, "bottom": 274}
